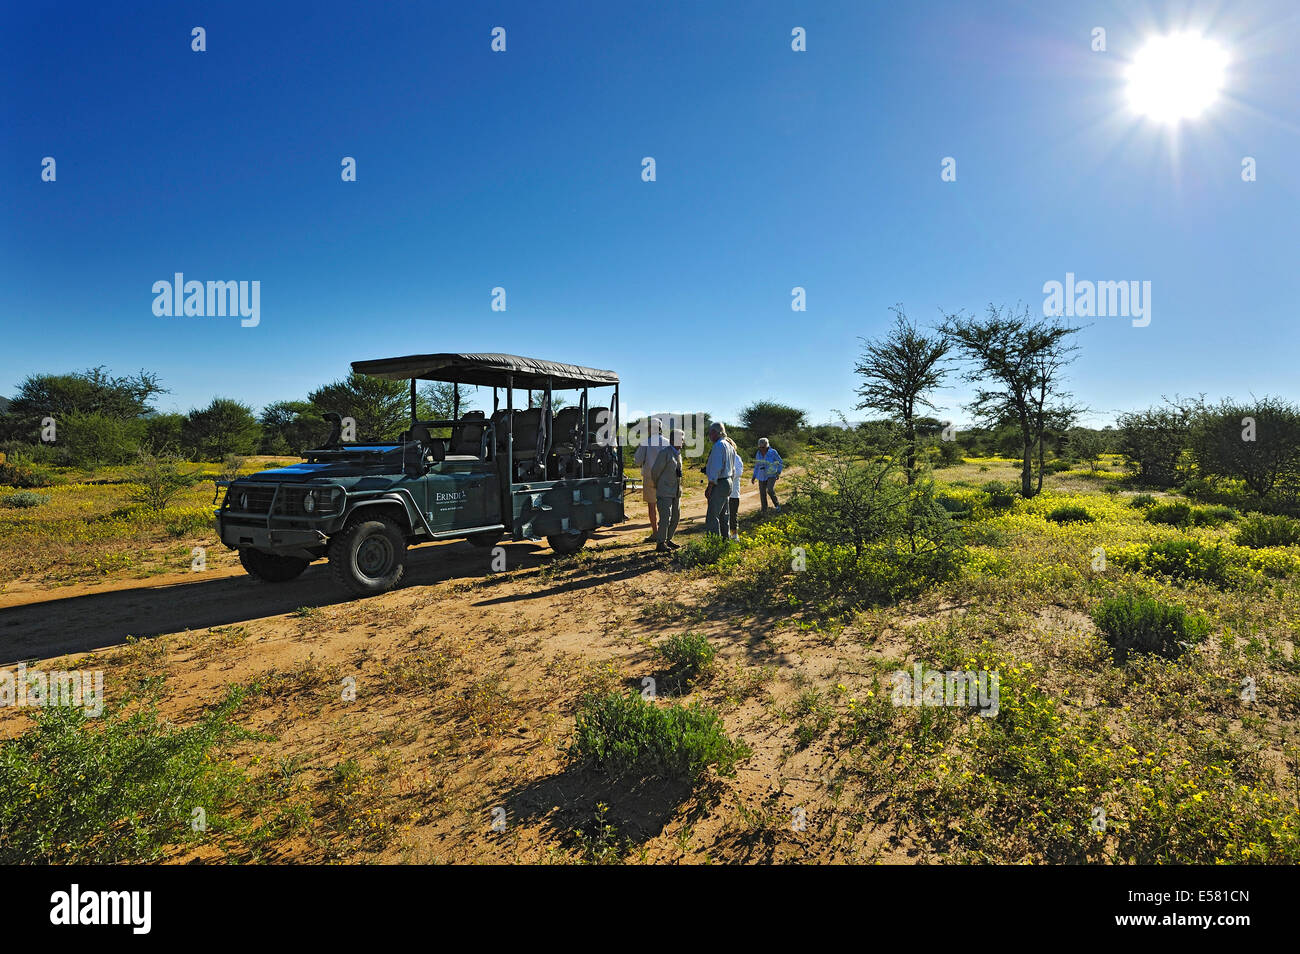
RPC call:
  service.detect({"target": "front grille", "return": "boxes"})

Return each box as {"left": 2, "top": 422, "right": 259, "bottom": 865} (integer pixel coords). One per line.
{"left": 225, "top": 484, "right": 276, "bottom": 514}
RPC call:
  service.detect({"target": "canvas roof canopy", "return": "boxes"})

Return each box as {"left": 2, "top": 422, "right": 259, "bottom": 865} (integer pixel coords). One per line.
{"left": 351, "top": 353, "right": 619, "bottom": 389}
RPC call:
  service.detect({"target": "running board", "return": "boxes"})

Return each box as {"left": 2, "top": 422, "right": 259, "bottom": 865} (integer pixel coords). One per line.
{"left": 427, "top": 524, "right": 506, "bottom": 540}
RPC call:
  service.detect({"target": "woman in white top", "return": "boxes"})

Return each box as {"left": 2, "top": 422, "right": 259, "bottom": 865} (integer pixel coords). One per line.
{"left": 725, "top": 436, "right": 743, "bottom": 540}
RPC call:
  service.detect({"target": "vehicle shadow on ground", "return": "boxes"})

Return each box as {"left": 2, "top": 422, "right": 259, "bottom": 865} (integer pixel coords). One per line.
{"left": 502, "top": 761, "right": 711, "bottom": 853}
{"left": 0, "top": 538, "right": 595, "bottom": 665}
{"left": 472, "top": 545, "right": 660, "bottom": 606}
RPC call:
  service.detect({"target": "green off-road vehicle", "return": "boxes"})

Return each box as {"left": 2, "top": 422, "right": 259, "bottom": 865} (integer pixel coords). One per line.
{"left": 216, "top": 353, "right": 627, "bottom": 595}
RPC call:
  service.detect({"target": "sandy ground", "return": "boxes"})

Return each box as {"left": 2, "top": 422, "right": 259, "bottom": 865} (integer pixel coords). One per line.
{"left": 3, "top": 479, "right": 898, "bottom": 863}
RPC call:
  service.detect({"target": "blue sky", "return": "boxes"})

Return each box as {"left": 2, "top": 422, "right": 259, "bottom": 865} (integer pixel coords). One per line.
{"left": 3, "top": 0, "right": 1298, "bottom": 428}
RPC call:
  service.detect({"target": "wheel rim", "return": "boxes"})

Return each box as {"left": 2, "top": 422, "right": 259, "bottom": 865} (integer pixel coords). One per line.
{"left": 356, "top": 534, "right": 394, "bottom": 578}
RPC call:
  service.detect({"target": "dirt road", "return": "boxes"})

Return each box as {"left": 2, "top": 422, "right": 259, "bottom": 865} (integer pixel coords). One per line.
{"left": 1, "top": 477, "right": 895, "bottom": 863}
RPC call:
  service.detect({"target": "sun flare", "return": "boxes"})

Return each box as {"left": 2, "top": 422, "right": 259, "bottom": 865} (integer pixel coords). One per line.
{"left": 1126, "top": 32, "right": 1228, "bottom": 123}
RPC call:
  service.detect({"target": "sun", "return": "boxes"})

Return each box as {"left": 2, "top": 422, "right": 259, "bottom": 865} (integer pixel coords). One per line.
{"left": 1125, "top": 32, "right": 1229, "bottom": 123}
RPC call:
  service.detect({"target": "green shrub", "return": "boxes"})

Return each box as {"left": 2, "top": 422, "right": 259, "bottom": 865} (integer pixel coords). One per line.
{"left": 1129, "top": 493, "right": 1158, "bottom": 509}
{"left": 936, "top": 493, "right": 969, "bottom": 515}
{"left": 981, "top": 481, "right": 1017, "bottom": 509}
{"left": 0, "top": 452, "right": 56, "bottom": 489}
{"left": 1092, "top": 593, "right": 1211, "bottom": 663}
{"left": 653, "top": 632, "right": 717, "bottom": 690}
{"left": 164, "top": 510, "right": 214, "bottom": 537}
{"left": 1236, "top": 514, "right": 1300, "bottom": 549}
{"left": 1145, "top": 501, "right": 1192, "bottom": 526}
{"left": 787, "top": 541, "right": 960, "bottom": 610}
{"left": 1142, "top": 539, "right": 1232, "bottom": 586}
{"left": 672, "top": 533, "right": 735, "bottom": 569}
{"left": 128, "top": 451, "right": 198, "bottom": 512}
{"left": 1189, "top": 504, "right": 1237, "bottom": 527}
{"left": 1046, "top": 504, "right": 1094, "bottom": 524}
{"left": 59, "top": 410, "right": 144, "bottom": 467}
{"left": 1179, "top": 476, "right": 1216, "bottom": 501}
{"left": 1, "top": 491, "right": 50, "bottom": 508}
{"left": 570, "top": 691, "right": 750, "bottom": 782}
{"left": 0, "top": 688, "right": 250, "bottom": 863}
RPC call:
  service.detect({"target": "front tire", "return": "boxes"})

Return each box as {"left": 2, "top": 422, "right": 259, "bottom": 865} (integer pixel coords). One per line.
{"left": 239, "top": 548, "right": 310, "bottom": 583}
{"left": 329, "top": 516, "right": 407, "bottom": 596}
{"left": 548, "top": 531, "right": 589, "bottom": 556}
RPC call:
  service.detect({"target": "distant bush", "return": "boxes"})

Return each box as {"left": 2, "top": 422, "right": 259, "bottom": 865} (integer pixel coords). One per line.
{"left": 982, "top": 481, "right": 1017, "bottom": 509}
{"left": 182, "top": 398, "right": 261, "bottom": 461}
{"left": 1179, "top": 476, "right": 1216, "bottom": 501}
{"left": 936, "top": 493, "right": 969, "bottom": 515}
{"left": 1189, "top": 504, "right": 1237, "bottom": 527}
{"left": 1236, "top": 514, "right": 1300, "bottom": 549}
{"left": 1, "top": 491, "right": 50, "bottom": 508}
{"left": 141, "top": 413, "right": 185, "bottom": 454}
{"left": 1117, "top": 400, "right": 1197, "bottom": 487}
{"left": 0, "top": 451, "right": 57, "bottom": 488}
{"left": 1092, "top": 593, "right": 1211, "bottom": 663}
{"left": 570, "top": 691, "right": 750, "bottom": 782}
{"left": 1190, "top": 396, "right": 1300, "bottom": 499}
{"left": 59, "top": 410, "right": 144, "bottom": 467}
{"left": 1142, "top": 539, "right": 1232, "bottom": 586}
{"left": 932, "top": 440, "right": 964, "bottom": 468}
{"left": 1046, "top": 504, "right": 1093, "bottom": 524}
{"left": 1129, "top": 493, "right": 1158, "bottom": 509}
{"left": 129, "top": 451, "right": 199, "bottom": 512}
{"left": 1145, "top": 502, "right": 1192, "bottom": 526}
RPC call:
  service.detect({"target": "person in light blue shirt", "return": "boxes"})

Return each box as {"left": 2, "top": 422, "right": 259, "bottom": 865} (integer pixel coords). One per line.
{"left": 703, "top": 422, "right": 736, "bottom": 536}
{"left": 751, "top": 437, "right": 783, "bottom": 514}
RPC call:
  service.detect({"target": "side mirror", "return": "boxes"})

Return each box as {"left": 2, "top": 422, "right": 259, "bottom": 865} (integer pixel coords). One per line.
{"left": 427, "top": 440, "right": 446, "bottom": 464}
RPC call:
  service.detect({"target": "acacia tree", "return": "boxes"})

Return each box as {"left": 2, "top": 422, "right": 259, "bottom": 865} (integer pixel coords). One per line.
{"left": 308, "top": 372, "right": 410, "bottom": 441}
{"left": 854, "top": 306, "right": 950, "bottom": 485}
{"left": 940, "top": 305, "right": 1081, "bottom": 498}
{"left": 1191, "top": 396, "right": 1300, "bottom": 499}
{"left": 1117, "top": 397, "right": 1201, "bottom": 487}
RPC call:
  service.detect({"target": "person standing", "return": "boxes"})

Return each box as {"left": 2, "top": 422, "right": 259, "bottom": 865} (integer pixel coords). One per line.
{"left": 704, "top": 422, "right": 736, "bottom": 536}
{"left": 726, "top": 435, "right": 744, "bottom": 540}
{"left": 650, "top": 428, "right": 685, "bottom": 552}
{"left": 752, "top": 437, "right": 784, "bottom": 514}
{"left": 633, "top": 418, "right": 670, "bottom": 541}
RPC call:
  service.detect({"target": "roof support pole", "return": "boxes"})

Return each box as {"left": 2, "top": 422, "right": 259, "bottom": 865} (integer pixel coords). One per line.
{"left": 410, "top": 378, "right": 417, "bottom": 424}
{"left": 506, "top": 373, "right": 514, "bottom": 489}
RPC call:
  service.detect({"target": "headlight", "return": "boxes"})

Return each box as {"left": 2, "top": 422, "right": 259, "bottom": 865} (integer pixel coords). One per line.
{"left": 303, "top": 491, "right": 316, "bottom": 513}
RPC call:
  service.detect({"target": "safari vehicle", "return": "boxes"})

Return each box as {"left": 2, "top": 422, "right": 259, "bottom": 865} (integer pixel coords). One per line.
{"left": 215, "top": 353, "right": 626, "bottom": 595}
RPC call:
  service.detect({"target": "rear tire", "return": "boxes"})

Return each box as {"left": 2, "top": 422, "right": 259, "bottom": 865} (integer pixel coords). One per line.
{"left": 329, "top": 515, "right": 407, "bottom": 596}
{"left": 239, "top": 548, "right": 309, "bottom": 583}
{"left": 548, "top": 531, "right": 589, "bottom": 556}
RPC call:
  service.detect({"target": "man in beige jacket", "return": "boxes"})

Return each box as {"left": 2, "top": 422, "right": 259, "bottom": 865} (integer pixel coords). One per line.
{"left": 633, "top": 418, "right": 670, "bottom": 541}
{"left": 650, "top": 428, "right": 685, "bottom": 552}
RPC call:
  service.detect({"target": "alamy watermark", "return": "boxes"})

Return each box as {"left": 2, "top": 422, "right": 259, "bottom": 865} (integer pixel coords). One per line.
{"left": 1, "top": 663, "right": 104, "bottom": 716}
{"left": 152, "top": 273, "right": 260, "bottom": 327}
{"left": 891, "top": 664, "right": 999, "bottom": 717}
{"left": 1043, "top": 272, "right": 1150, "bottom": 327}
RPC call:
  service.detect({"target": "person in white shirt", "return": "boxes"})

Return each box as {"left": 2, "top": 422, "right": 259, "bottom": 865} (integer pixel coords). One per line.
{"left": 726, "top": 437, "right": 744, "bottom": 540}
{"left": 704, "top": 422, "right": 737, "bottom": 536}
{"left": 632, "top": 418, "right": 670, "bottom": 541}
{"left": 752, "top": 437, "right": 784, "bottom": 514}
